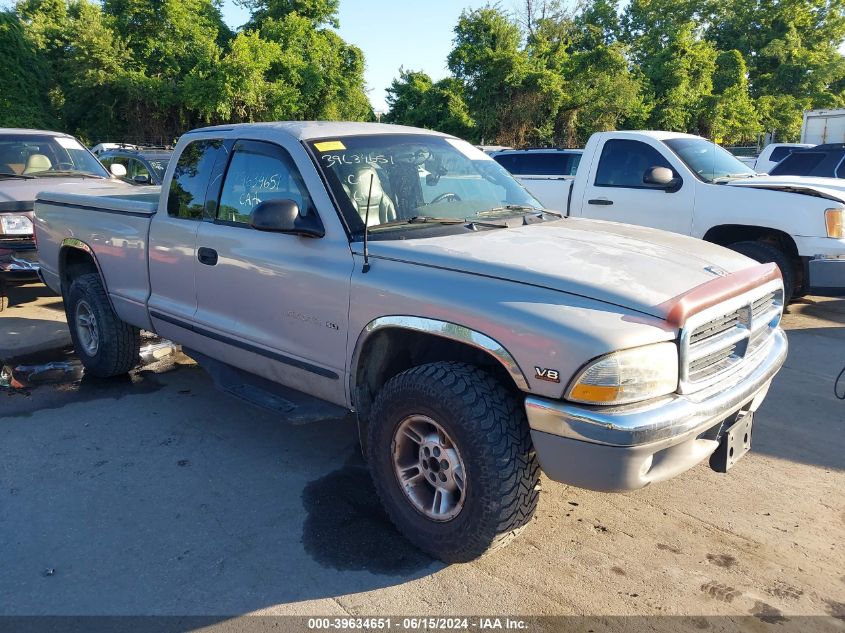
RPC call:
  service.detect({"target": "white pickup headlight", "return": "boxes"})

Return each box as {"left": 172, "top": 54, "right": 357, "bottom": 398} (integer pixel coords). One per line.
{"left": 0, "top": 215, "right": 34, "bottom": 236}
{"left": 825, "top": 208, "right": 843, "bottom": 239}
{"left": 566, "top": 342, "right": 679, "bottom": 406}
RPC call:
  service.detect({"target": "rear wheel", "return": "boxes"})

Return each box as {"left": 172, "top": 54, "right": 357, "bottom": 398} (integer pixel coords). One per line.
{"left": 367, "top": 361, "right": 540, "bottom": 562}
{"left": 66, "top": 273, "right": 140, "bottom": 377}
{"left": 728, "top": 240, "right": 795, "bottom": 301}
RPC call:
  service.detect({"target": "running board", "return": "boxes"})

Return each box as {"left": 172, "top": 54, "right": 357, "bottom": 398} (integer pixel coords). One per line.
{"left": 184, "top": 348, "right": 349, "bottom": 424}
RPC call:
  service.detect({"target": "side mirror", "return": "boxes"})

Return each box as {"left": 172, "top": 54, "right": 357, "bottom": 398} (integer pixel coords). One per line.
{"left": 250, "top": 199, "right": 324, "bottom": 238}
{"left": 110, "top": 163, "right": 127, "bottom": 178}
{"left": 643, "top": 166, "right": 682, "bottom": 192}
{"left": 133, "top": 174, "right": 151, "bottom": 184}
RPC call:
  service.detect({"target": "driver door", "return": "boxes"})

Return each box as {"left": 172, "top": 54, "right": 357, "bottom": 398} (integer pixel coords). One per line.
{"left": 578, "top": 138, "right": 695, "bottom": 236}
{"left": 191, "top": 139, "right": 353, "bottom": 405}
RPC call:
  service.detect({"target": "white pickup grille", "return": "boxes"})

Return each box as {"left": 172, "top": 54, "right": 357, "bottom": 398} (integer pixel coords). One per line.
{"left": 679, "top": 282, "right": 784, "bottom": 393}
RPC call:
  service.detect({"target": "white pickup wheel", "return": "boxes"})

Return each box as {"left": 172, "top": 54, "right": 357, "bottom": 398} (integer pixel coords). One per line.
{"left": 367, "top": 361, "right": 540, "bottom": 562}
{"left": 728, "top": 241, "right": 795, "bottom": 300}
{"left": 66, "top": 273, "right": 141, "bottom": 377}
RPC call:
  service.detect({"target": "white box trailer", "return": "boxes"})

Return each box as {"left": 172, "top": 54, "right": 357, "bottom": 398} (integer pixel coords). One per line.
{"left": 801, "top": 109, "right": 845, "bottom": 144}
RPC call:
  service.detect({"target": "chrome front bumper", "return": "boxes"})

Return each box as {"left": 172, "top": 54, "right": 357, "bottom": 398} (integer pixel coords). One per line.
{"left": 525, "top": 328, "right": 788, "bottom": 491}
{"left": 808, "top": 256, "right": 845, "bottom": 293}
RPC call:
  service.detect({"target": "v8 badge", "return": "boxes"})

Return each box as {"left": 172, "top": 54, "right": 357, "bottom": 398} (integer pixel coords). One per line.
{"left": 534, "top": 367, "right": 560, "bottom": 383}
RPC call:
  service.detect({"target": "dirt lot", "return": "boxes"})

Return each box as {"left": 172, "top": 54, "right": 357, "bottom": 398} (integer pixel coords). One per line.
{"left": 1, "top": 283, "right": 843, "bottom": 623}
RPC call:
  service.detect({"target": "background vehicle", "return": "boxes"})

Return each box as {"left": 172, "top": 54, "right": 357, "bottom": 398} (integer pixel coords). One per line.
{"left": 98, "top": 147, "right": 172, "bottom": 185}
{"left": 0, "top": 128, "right": 131, "bottom": 311}
{"left": 801, "top": 109, "right": 845, "bottom": 144}
{"left": 491, "top": 149, "right": 583, "bottom": 208}
{"left": 35, "top": 122, "right": 787, "bottom": 562}
{"left": 90, "top": 142, "right": 139, "bottom": 157}
{"left": 768, "top": 144, "right": 845, "bottom": 179}
{"left": 753, "top": 143, "right": 814, "bottom": 174}
{"left": 509, "top": 130, "right": 845, "bottom": 300}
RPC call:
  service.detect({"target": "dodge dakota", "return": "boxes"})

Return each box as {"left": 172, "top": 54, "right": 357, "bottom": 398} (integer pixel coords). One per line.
{"left": 34, "top": 122, "right": 788, "bottom": 562}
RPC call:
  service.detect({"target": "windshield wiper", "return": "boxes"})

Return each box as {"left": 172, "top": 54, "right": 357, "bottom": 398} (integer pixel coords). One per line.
{"left": 369, "top": 216, "right": 466, "bottom": 231}
{"left": 713, "top": 173, "right": 757, "bottom": 183}
{"left": 37, "top": 170, "right": 107, "bottom": 179}
{"left": 0, "top": 173, "right": 36, "bottom": 180}
{"left": 476, "top": 204, "right": 539, "bottom": 217}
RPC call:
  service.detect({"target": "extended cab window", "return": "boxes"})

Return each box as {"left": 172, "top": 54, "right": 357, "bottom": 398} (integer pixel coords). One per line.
{"left": 595, "top": 139, "right": 676, "bottom": 188}
{"left": 217, "top": 141, "right": 312, "bottom": 225}
{"left": 494, "top": 153, "right": 580, "bottom": 176}
{"left": 167, "top": 139, "right": 224, "bottom": 219}
{"left": 768, "top": 146, "right": 794, "bottom": 163}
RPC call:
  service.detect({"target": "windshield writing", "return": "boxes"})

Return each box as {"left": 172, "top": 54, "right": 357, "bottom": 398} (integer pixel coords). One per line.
{"left": 309, "top": 134, "right": 542, "bottom": 237}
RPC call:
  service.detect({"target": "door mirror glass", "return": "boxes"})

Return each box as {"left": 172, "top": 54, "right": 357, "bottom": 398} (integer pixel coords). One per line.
{"left": 643, "top": 166, "right": 681, "bottom": 192}
{"left": 643, "top": 166, "right": 674, "bottom": 186}
{"left": 250, "top": 199, "right": 324, "bottom": 237}
{"left": 133, "top": 174, "right": 151, "bottom": 184}
{"left": 110, "top": 163, "right": 127, "bottom": 177}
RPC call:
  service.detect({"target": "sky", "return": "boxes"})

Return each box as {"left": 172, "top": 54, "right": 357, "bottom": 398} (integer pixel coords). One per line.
{"left": 220, "top": 0, "right": 496, "bottom": 112}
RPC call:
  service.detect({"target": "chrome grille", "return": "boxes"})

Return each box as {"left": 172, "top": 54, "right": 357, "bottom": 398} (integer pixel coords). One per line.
{"left": 679, "top": 282, "right": 783, "bottom": 393}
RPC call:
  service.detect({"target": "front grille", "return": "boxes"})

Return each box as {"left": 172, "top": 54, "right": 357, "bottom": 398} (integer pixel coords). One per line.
{"left": 680, "top": 284, "right": 783, "bottom": 391}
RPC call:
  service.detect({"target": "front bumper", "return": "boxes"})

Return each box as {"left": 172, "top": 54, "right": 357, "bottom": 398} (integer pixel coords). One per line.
{"left": 0, "top": 240, "right": 39, "bottom": 283}
{"left": 807, "top": 256, "right": 845, "bottom": 295}
{"left": 525, "top": 328, "right": 788, "bottom": 492}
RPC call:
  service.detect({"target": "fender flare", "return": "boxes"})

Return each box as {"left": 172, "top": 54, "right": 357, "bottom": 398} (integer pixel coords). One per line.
{"left": 59, "top": 238, "right": 116, "bottom": 310}
{"left": 349, "top": 315, "right": 530, "bottom": 406}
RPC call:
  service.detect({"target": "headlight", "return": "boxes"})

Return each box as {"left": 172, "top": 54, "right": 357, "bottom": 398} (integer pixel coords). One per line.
{"left": 0, "top": 215, "right": 34, "bottom": 236}
{"left": 566, "top": 342, "right": 679, "bottom": 406}
{"left": 825, "top": 208, "right": 844, "bottom": 239}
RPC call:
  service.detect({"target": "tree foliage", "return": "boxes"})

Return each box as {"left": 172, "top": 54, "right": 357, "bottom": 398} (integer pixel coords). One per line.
{"left": 386, "top": 0, "right": 845, "bottom": 146}
{"left": 1, "top": 0, "right": 371, "bottom": 143}
{"left": 0, "top": 10, "right": 54, "bottom": 128}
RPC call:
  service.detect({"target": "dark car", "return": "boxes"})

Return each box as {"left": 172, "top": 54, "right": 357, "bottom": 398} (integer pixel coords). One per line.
{"left": 769, "top": 143, "right": 845, "bottom": 179}
{"left": 98, "top": 148, "right": 172, "bottom": 185}
{"left": 0, "top": 128, "right": 119, "bottom": 309}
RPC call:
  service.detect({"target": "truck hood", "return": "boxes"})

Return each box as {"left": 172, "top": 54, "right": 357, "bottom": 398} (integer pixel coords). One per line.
{"left": 365, "top": 218, "right": 757, "bottom": 320}
{"left": 0, "top": 177, "right": 133, "bottom": 209}
{"left": 727, "top": 175, "right": 845, "bottom": 204}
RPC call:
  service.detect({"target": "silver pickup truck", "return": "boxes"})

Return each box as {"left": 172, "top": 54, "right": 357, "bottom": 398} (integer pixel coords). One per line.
{"left": 34, "top": 122, "right": 788, "bottom": 562}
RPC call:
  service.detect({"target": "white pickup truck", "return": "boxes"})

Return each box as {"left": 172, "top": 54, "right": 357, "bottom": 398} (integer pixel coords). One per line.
{"left": 507, "top": 131, "right": 845, "bottom": 300}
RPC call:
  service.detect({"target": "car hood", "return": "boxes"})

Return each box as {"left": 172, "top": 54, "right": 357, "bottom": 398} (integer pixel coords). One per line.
{"left": 727, "top": 175, "right": 845, "bottom": 203}
{"left": 0, "top": 177, "right": 132, "bottom": 210}
{"left": 365, "top": 218, "right": 758, "bottom": 320}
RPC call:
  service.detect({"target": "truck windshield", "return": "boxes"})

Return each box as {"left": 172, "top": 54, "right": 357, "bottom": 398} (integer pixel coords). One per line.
{"left": 663, "top": 138, "right": 756, "bottom": 183}
{"left": 0, "top": 134, "right": 109, "bottom": 179}
{"left": 308, "top": 134, "right": 542, "bottom": 237}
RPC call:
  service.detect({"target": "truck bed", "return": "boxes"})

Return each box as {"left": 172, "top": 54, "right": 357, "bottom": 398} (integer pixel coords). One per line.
{"left": 35, "top": 187, "right": 161, "bottom": 331}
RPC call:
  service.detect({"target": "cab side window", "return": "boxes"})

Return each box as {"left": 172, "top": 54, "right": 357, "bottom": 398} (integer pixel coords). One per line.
{"left": 167, "top": 140, "right": 225, "bottom": 219}
{"left": 595, "top": 139, "right": 677, "bottom": 188}
{"left": 127, "top": 158, "right": 153, "bottom": 183}
{"left": 102, "top": 155, "right": 130, "bottom": 181}
{"left": 217, "top": 141, "right": 312, "bottom": 225}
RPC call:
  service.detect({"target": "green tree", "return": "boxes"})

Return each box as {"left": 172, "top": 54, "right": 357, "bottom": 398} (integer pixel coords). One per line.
{"left": 238, "top": 0, "right": 339, "bottom": 29}
{"left": 384, "top": 70, "right": 475, "bottom": 139}
{"left": 700, "top": 50, "right": 761, "bottom": 143}
{"left": 0, "top": 10, "right": 53, "bottom": 128}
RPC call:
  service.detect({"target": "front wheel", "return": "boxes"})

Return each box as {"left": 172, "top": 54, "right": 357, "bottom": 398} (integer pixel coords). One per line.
{"left": 66, "top": 273, "right": 140, "bottom": 377}
{"left": 367, "top": 361, "right": 540, "bottom": 562}
{"left": 728, "top": 240, "right": 796, "bottom": 301}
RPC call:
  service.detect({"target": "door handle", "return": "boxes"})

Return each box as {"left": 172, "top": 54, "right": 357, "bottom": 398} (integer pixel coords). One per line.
{"left": 197, "top": 247, "right": 218, "bottom": 266}
{"left": 587, "top": 199, "right": 614, "bottom": 206}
